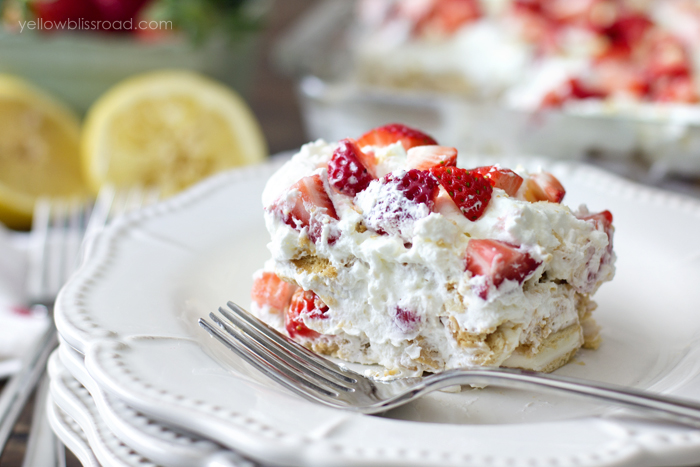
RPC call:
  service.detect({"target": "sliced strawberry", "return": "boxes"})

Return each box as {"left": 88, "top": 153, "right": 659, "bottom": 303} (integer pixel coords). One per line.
{"left": 471, "top": 166, "right": 524, "bottom": 197}
{"left": 415, "top": 0, "right": 481, "bottom": 36}
{"left": 578, "top": 210, "right": 613, "bottom": 249}
{"left": 598, "top": 13, "right": 653, "bottom": 59}
{"left": 251, "top": 271, "right": 297, "bottom": 312}
{"left": 652, "top": 74, "right": 698, "bottom": 103}
{"left": 269, "top": 174, "right": 338, "bottom": 243}
{"left": 433, "top": 186, "right": 463, "bottom": 218}
{"left": 465, "top": 239, "right": 541, "bottom": 300}
{"left": 430, "top": 167, "right": 493, "bottom": 221}
{"left": 357, "top": 124, "right": 438, "bottom": 151}
{"left": 577, "top": 210, "right": 615, "bottom": 288}
{"left": 643, "top": 33, "right": 691, "bottom": 80}
{"left": 523, "top": 172, "right": 566, "bottom": 203}
{"left": 541, "top": 78, "right": 608, "bottom": 108}
{"left": 579, "top": 209, "right": 613, "bottom": 225}
{"left": 406, "top": 145, "right": 458, "bottom": 171}
{"left": 328, "top": 139, "right": 375, "bottom": 196}
{"left": 594, "top": 58, "right": 649, "bottom": 99}
{"left": 285, "top": 289, "right": 329, "bottom": 339}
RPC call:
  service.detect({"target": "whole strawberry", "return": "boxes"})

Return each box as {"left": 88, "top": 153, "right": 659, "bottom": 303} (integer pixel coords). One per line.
{"left": 430, "top": 167, "right": 493, "bottom": 221}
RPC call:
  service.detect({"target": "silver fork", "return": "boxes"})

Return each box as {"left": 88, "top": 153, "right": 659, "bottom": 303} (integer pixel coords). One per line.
{"left": 0, "top": 196, "right": 92, "bottom": 455}
{"left": 0, "top": 186, "right": 157, "bottom": 456}
{"left": 201, "top": 302, "right": 700, "bottom": 429}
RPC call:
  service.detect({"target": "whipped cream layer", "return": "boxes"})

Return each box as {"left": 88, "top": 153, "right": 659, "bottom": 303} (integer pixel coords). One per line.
{"left": 255, "top": 140, "right": 615, "bottom": 377}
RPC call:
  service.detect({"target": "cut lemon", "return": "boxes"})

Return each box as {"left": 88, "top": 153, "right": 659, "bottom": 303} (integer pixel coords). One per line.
{"left": 0, "top": 75, "right": 86, "bottom": 230}
{"left": 81, "top": 70, "right": 268, "bottom": 196}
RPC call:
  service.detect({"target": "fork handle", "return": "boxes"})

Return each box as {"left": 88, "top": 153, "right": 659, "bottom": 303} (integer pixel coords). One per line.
{"left": 0, "top": 321, "right": 57, "bottom": 454}
{"left": 396, "top": 368, "right": 700, "bottom": 427}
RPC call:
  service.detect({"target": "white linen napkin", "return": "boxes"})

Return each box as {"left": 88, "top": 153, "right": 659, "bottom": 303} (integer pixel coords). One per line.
{"left": 0, "top": 224, "right": 50, "bottom": 378}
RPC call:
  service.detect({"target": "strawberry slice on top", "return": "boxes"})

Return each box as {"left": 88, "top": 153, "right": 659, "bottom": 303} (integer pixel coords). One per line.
{"left": 406, "top": 145, "right": 458, "bottom": 171}
{"left": 430, "top": 167, "right": 493, "bottom": 221}
{"left": 269, "top": 174, "right": 338, "bottom": 243}
{"left": 465, "top": 239, "right": 541, "bottom": 300}
{"left": 471, "top": 166, "right": 524, "bottom": 197}
{"left": 357, "top": 123, "right": 438, "bottom": 151}
{"left": 523, "top": 171, "right": 566, "bottom": 203}
{"left": 328, "top": 139, "right": 375, "bottom": 196}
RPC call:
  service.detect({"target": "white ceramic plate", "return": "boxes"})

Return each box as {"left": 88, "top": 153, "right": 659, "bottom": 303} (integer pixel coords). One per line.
{"left": 55, "top": 158, "right": 700, "bottom": 467}
{"left": 46, "top": 394, "right": 100, "bottom": 467}
{"left": 56, "top": 339, "right": 256, "bottom": 467}
{"left": 47, "top": 351, "right": 158, "bottom": 467}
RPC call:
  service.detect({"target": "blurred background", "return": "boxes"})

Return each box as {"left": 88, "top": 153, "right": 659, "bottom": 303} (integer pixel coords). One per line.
{"left": 0, "top": 0, "right": 316, "bottom": 152}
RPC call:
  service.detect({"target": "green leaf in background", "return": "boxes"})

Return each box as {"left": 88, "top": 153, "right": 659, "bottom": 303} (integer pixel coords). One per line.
{"left": 144, "top": 0, "right": 267, "bottom": 45}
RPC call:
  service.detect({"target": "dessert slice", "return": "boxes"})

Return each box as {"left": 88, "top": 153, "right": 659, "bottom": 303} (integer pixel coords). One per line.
{"left": 252, "top": 124, "right": 615, "bottom": 378}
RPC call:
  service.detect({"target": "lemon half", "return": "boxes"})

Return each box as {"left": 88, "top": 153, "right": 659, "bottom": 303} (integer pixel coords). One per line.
{"left": 82, "top": 70, "right": 267, "bottom": 196}
{"left": 0, "top": 75, "right": 86, "bottom": 230}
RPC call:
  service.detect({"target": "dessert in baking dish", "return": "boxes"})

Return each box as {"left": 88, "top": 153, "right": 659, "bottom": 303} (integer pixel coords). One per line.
{"left": 352, "top": 0, "right": 700, "bottom": 111}
{"left": 251, "top": 124, "right": 615, "bottom": 378}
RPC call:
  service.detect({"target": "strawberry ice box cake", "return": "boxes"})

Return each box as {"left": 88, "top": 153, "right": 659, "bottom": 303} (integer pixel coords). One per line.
{"left": 251, "top": 124, "right": 616, "bottom": 378}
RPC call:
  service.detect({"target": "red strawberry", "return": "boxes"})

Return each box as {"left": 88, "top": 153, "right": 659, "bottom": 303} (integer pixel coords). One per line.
{"left": 541, "top": 78, "right": 608, "bottom": 108}
{"left": 328, "top": 139, "right": 375, "bottom": 196}
{"left": 471, "top": 166, "right": 524, "bottom": 197}
{"left": 415, "top": 0, "right": 481, "bottom": 36}
{"left": 285, "top": 289, "right": 329, "bottom": 339}
{"left": 598, "top": 13, "right": 653, "bottom": 59}
{"left": 406, "top": 145, "right": 458, "bottom": 171}
{"left": 579, "top": 209, "right": 613, "bottom": 226}
{"left": 465, "top": 239, "right": 541, "bottom": 299}
{"left": 577, "top": 210, "right": 615, "bottom": 289}
{"left": 644, "top": 32, "right": 693, "bottom": 80}
{"left": 578, "top": 210, "right": 613, "bottom": 250}
{"left": 430, "top": 167, "right": 493, "bottom": 221}
{"left": 251, "top": 271, "right": 297, "bottom": 312}
{"left": 523, "top": 172, "right": 566, "bottom": 203}
{"left": 269, "top": 174, "right": 338, "bottom": 243}
{"left": 31, "top": 0, "right": 100, "bottom": 27}
{"left": 433, "top": 186, "right": 463, "bottom": 218}
{"left": 357, "top": 124, "right": 438, "bottom": 151}
{"left": 651, "top": 74, "right": 698, "bottom": 103}
{"left": 360, "top": 169, "right": 440, "bottom": 238}
{"left": 594, "top": 58, "right": 649, "bottom": 99}
{"left": 388, "top": 169, "right": 440, "bottom": 206}
{"left": 393, "top": 306, "right": 421, "bottom": 334}
{"left": 91, "top": 0, "right": 150, "bottom": 23}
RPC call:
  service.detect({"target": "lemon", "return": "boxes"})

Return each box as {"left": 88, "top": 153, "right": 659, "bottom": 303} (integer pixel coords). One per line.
{"left": 81, "top": 70, "right": 267, "bottom": 196}
{"left": 0, "top": 75, "right": 86, "bottom": 230}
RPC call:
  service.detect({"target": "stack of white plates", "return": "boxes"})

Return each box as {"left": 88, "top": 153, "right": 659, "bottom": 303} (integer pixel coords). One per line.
{"left": 49, "top": 157, "right": 700, "bottom": 467}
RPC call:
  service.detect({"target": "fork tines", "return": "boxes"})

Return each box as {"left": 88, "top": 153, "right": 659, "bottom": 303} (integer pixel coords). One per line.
{"left": 26, "top": 196, "right": 92, "bottom": 305}
{"left": 199, "top": 302, "right": 362, "bottom": 405}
